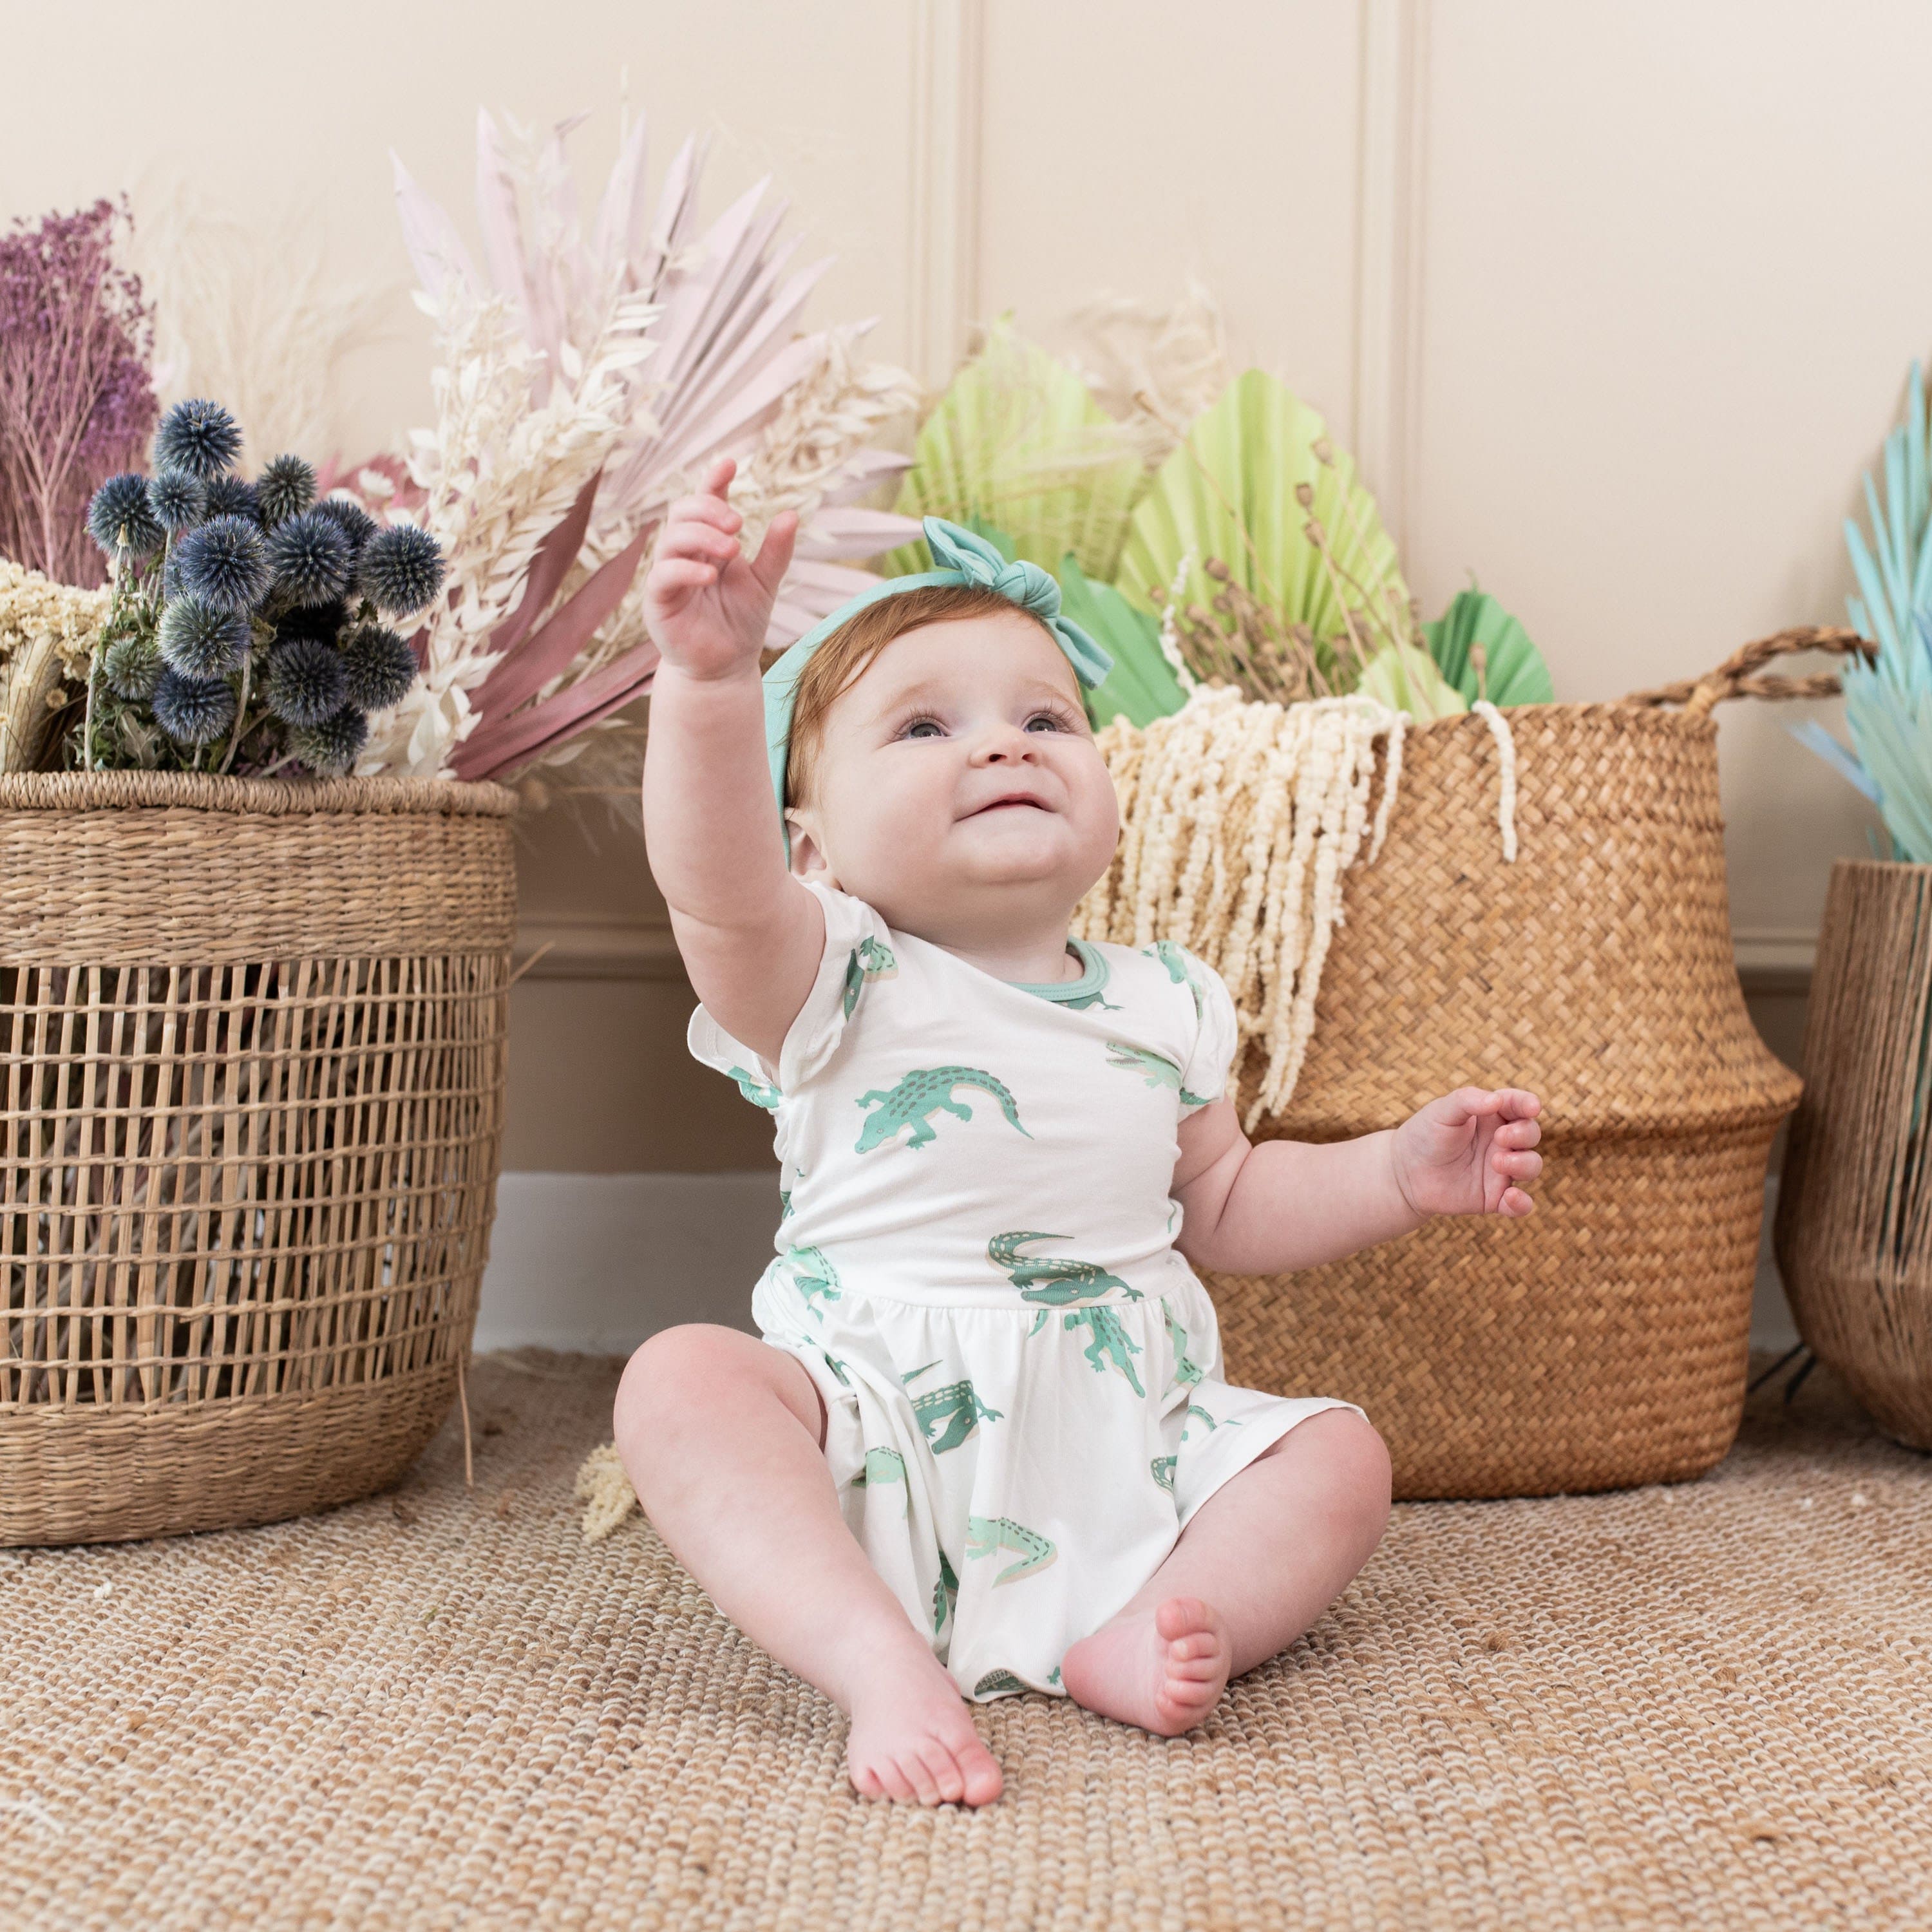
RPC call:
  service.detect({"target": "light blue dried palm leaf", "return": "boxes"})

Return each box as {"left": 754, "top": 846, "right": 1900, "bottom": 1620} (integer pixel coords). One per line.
{"left": 1842, "top": 663, "right": 1932, "bottom": 860}
{"left": 1785, "top": 719, "right": 1879, "bottom": 802}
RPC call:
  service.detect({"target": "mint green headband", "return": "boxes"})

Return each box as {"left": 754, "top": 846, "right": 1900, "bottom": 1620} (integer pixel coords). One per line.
{"left": 764, "top": 515, "right": 1113, "bottom": 861}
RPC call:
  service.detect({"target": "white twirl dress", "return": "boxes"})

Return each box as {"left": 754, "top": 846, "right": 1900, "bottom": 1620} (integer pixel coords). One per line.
{"left": 688, "top": 878, "right": 1363, "bottom": 1704}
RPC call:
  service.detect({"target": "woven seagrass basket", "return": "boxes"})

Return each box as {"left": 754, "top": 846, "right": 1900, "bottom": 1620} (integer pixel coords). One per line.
{"left": 1, "top": 772, "right": 517, "bottom": 1546}
{"left": 1195, "top": 629, "right": 1866, "bottom": 1499}
{"left": 1774, "top": 858, "right": 1932, "bottom": 1450}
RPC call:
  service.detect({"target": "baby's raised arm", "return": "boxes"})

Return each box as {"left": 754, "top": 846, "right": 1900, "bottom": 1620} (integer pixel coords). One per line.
{"left": 641, "top": 458, "right": 824, "bottom": 1069}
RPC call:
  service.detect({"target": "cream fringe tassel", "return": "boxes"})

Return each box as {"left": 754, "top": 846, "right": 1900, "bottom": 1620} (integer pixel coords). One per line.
{"left": 1072, "top": 683, "right": 1519, "bottom": 1132}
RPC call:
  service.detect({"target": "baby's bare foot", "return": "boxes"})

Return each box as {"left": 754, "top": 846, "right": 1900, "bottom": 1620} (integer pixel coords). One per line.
{"left": 845, "top": 1654, "right": 1004, "bottom": 1806}
{"left": 1059, "top": 1596, "right": 1231, "bottom": 1736}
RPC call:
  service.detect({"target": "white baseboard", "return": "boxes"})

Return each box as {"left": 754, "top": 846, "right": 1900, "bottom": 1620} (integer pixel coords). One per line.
{"left": 477, "top": 1171, "right": 1801, "bottom": 1356}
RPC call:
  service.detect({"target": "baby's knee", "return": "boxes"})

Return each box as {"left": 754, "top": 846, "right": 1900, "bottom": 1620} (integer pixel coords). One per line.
{"left": 614, "top": 1323, "right": 732, "bottom": 1448}
{"left": 1299, "top": 1408, "right": 1393, "bottom": 1542}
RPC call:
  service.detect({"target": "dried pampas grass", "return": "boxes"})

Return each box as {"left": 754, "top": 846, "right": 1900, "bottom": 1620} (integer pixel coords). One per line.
{"left": 1063, "top": 278, "right": 1232, "bottom": 469}
{"left": 1073, "top": 682, "right": 1518, "bottom": 1128}
{"left": 0, "top": 562, "right": 111, "bottom": 772}
{"left": 126, "top": 176, "right": 400, "bottom": 468}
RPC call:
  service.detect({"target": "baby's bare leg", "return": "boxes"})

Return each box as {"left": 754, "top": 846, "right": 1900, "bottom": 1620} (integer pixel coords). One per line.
{"left": 613, "top": 1324, "right": 1003, "bottom": 1806}
{"left": 1059, "top": 1408, "right": 1392, "bottom": 1735}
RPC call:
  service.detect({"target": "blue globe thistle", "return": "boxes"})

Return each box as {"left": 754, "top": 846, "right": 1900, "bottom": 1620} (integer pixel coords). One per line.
{"left": 312, "top": 495, "right": 377, "bottom": 557}
{"left": 158, "top": 594, "right": 251, "bottom": 679}
{"left": 290, "top": 703, "right": 369, "bottom": 775}
{"left": 357, "top": 523, "right": 445, "bottom": 616}
{"left": 86, "top": 473, "right": 165, "bottom": 558}
{"left": 153, "top": 398, "right": 242, "bottom": 480}
{"left": 203, "top": 474, "right": 261, "bottom": 523}
{"left": 263, "top": 636, "right": 347, "bottom": 727}
{"left": 266, "top": 508, "right": 351, "bottom": 607}
{"left": 275, "top": 597, "right": 349, "bottom": 647}
{"left": 103, "top": 634, "right": 162, "bottom": 702}
{"left": 151, "top": 667, "right": 238, "bottom": 746}
{"left": 256, "top": 453, "right": 316, "bottom": 527}
{"left": 146, "top": 469, "right": 205, "bottom": 535}
{"left": 173, "top": 514, "right": 270, "bottom": 614}
{"left": 339, "top": 622, "right": 419, "bottom": 712}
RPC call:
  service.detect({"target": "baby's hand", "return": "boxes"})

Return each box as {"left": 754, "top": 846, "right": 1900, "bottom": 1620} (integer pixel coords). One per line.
{"left": 1389, "top": 1086, "right": 1543, "bottom": 1220}
{"left": 644, "top": 456, "right": 797, "bottom": 682}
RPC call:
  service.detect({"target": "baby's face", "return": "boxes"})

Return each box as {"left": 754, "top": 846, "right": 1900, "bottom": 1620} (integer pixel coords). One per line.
{"left": 784, "top": 609, "right": 1120, "bottom": 938}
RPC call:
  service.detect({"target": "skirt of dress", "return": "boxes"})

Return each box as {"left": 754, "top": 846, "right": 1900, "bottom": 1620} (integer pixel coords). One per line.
{"left": 751, "top": 1264, "right": 1363, "bottom": 1703}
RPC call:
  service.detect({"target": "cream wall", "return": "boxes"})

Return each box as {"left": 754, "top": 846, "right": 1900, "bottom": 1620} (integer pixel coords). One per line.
{"left": 6, "top": 0, "right": 1907, "bottom": 1175}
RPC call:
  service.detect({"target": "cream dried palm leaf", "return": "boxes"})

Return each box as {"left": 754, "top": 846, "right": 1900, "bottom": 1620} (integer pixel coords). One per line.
{"left": 1062, "top": 278, "right": 1232, "bottom": 469}
{"left": 357, "top": 283, "right": 658, "bottom": 778}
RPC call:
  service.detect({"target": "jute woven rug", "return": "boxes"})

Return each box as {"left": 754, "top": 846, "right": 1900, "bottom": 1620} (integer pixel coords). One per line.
{"left": 5, "top": 1350, "right": 1928, "bottom": 1931}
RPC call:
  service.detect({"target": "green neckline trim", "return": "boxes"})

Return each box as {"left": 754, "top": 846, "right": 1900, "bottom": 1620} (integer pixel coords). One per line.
{"left": 1006, "top": 936, "right": 1108, "bottom": 1003}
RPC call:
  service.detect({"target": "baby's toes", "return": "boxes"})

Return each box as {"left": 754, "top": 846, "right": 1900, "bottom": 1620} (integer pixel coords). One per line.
{"left": 913, "top": 1738, "right": 967, "bottom": 1804}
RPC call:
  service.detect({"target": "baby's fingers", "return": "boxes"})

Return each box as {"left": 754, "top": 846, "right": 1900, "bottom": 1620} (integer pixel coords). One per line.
{"left": 657, "top": 520, "right": 741, "bottom": 565}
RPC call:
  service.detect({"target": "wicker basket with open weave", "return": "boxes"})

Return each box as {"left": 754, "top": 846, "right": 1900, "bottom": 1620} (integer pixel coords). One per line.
{"left": 1, "top": 772, "right": 517, "bottom": 1546}
{"left": 1177, "top": 630, "right": 1865, "bottom": 1499}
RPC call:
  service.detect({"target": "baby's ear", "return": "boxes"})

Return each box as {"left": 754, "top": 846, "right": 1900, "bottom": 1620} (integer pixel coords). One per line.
{"left": 785, "top": 810, "right": 832, "bottom": 883}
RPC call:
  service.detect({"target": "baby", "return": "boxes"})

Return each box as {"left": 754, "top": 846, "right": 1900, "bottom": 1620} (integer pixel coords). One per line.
{"left": 615, "top": 459, "right": 1544, "bottom": 1809}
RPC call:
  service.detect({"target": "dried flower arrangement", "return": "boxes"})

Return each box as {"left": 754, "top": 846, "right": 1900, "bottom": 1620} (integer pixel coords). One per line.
{"left": 887, "top": 308, "right": 1555, "bottom": 731}
{"left": 0, "top": 198, "right": 159, "bottom": 589}
{"left": 1792, "top": 359, "right": 1932, "bottom": 859}
{"left": 334, "top": 106, "right": 922, "bottom": 795}
{"left": 72, "top": 397, "right": 439, "bottom": 775}
{"left": 0, "top": 564, "right": 113, "bottom": 772}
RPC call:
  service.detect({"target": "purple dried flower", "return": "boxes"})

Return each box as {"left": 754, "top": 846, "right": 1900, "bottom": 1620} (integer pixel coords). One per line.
{"left": 276, "top": 596, "right": 349, "bottom": 647}
{"left": 153, "top": 397, "right": 242, "bottom": 480}
{"left": 358, "top": 522, "right": 444, "bottom": 616}
{"left": 151, "top": 667, "right": 237, "bottom": 746}
{"left": 147, "top": 469, "right": 205, "bottom": 533}
{"left": 202, "top": 473, "right": 260, "bottom": 522}
{"left": 263, "top": 636, "right": 347, "bottom": 726}
{"left": 312, "top": 494, "right": 377, "bottom": 557}
{"left": 103, "top": 634, "right": 161, "bottom": 701}
{"left": 86, "top": 472, "right": 164, "bottom": 558}
{"left": 174, "top": 513, "right": 269, "bottom": 612}
{"left": 339, "top": 622, "right": 419, "bottom": 712}
{"left": 0, "top": 198, "right": 158, "bottom": 586}
{"left": 266, "top": 507, "right": 351, "bottom": 606}
{"left": 256, "top": 453, "right": 316, "bottom": 527}
{"left": 290, "top": 703, "right": 369, "bottom": 775}
{"left": 158, "top": 594, "right": 250, "bottom": 678}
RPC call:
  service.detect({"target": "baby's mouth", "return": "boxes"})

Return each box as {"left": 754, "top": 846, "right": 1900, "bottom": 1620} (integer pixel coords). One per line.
{"left": 967, "top": 791, "right": 1052, "bottom": 817}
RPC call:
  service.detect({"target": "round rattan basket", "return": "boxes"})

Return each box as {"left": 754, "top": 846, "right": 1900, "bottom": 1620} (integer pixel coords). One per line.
{"left": 1, "top": 771, "right": 518, "bottom": 1546}
{"left": 1186, "top": 630, "right": 1867, "bottom": 1499}
{"left": 1774, "top": 857, "right": 1932, "bottom": 1450}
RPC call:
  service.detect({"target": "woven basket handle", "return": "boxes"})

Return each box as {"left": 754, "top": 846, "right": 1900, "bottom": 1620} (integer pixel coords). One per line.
{"left": 1623, "top": 626, "right": 1874, "bottom": 718}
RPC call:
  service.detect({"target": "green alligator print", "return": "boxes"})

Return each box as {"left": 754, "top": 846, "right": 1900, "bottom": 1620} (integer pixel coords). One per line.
{"left": 1150, "top": 1454, "right": 1177, "bottom": 1492}
{"left": 987, "top": 1231, "right": 1139, "bottom": 1307}
{"left": 972, "top": 1669, "right": 1028, "bottom": 1698}
{"left": 779, "top": 1188, "right": 793, "bottom": 1220}
{"left": 855, "top": 1066, "right": 1032, "bottom": 1152}
{"left": 916, "top": 1379, "right": 1003, "bottom": 1453}
{"left": 785, "top": 1245, "right": 841, "bottom": 1321}
{"left": 849, "top": 1445, "right": 907, "bottom": 1495}
{"left": 1144, "top": 939, "right": 1206, "bottom": 1021}
{"left": 1105, "top": 1040, "right": 1213, "bottom": 1109}
{"left": 1162, "top": 1300, "right": 1206, "bottom": 1394}
{"left": 841, "top": 936, "right": 899, "bottom": 1019}
{"left": 965, "top": 1513, "right": 1057, "bottom": 1584}
{"left": 1029, "top": 1303, "right": 1147, "bottom": 1395}
{"left": 1179, "top": 1402, "right": 1245, "bottom": 1444}
{"left": 727, "top": 1064, "right": 782, "bottom": 1110}
{"left": 933, "top": 1548, "right": 959, "bottom": 1636}
{"left": 822, "top": 1351, "right": 852, "bottom": 1388}
{"left": 1047, "top": 1665, "right": 1061, "bottom": 1687}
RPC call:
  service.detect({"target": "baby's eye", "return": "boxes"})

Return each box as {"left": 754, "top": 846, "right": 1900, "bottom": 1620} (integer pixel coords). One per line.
{"left": 901, "top": 715, "right": 945, "bottom": 739}
{"left": 1025, "top": 710, "right": 1074, "bottom": 733}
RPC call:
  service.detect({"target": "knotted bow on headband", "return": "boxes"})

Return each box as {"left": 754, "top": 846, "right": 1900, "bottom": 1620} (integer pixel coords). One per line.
{"left": 763, "top": 515, "right": 1113, "bottom": 862}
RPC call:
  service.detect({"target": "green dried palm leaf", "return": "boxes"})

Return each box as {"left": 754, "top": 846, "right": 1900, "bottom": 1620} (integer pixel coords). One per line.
{"left": 883, "top": 317, "right": 1147, "bottom": 581}
{"left": 1113, "top": 369, "right": 1409, "bottom": 663}
{"left": 1423, "top": 588, "right": 1554, "bottom": 706}
{"left": 1057, "top": 553, "right": 1185, "bottom": 728}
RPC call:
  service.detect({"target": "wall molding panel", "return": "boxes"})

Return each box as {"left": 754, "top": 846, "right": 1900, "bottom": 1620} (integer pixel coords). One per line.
{"left": 905, "top": 0, "right": 985, "bottom": 387}
{"left": 1352, "top": 0, "right": 1430, "bottom": 554}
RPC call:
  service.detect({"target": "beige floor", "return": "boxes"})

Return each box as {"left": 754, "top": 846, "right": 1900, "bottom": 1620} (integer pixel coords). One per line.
{"left": 4, "top": 1350, "right": 1928, "bottom": 1931}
